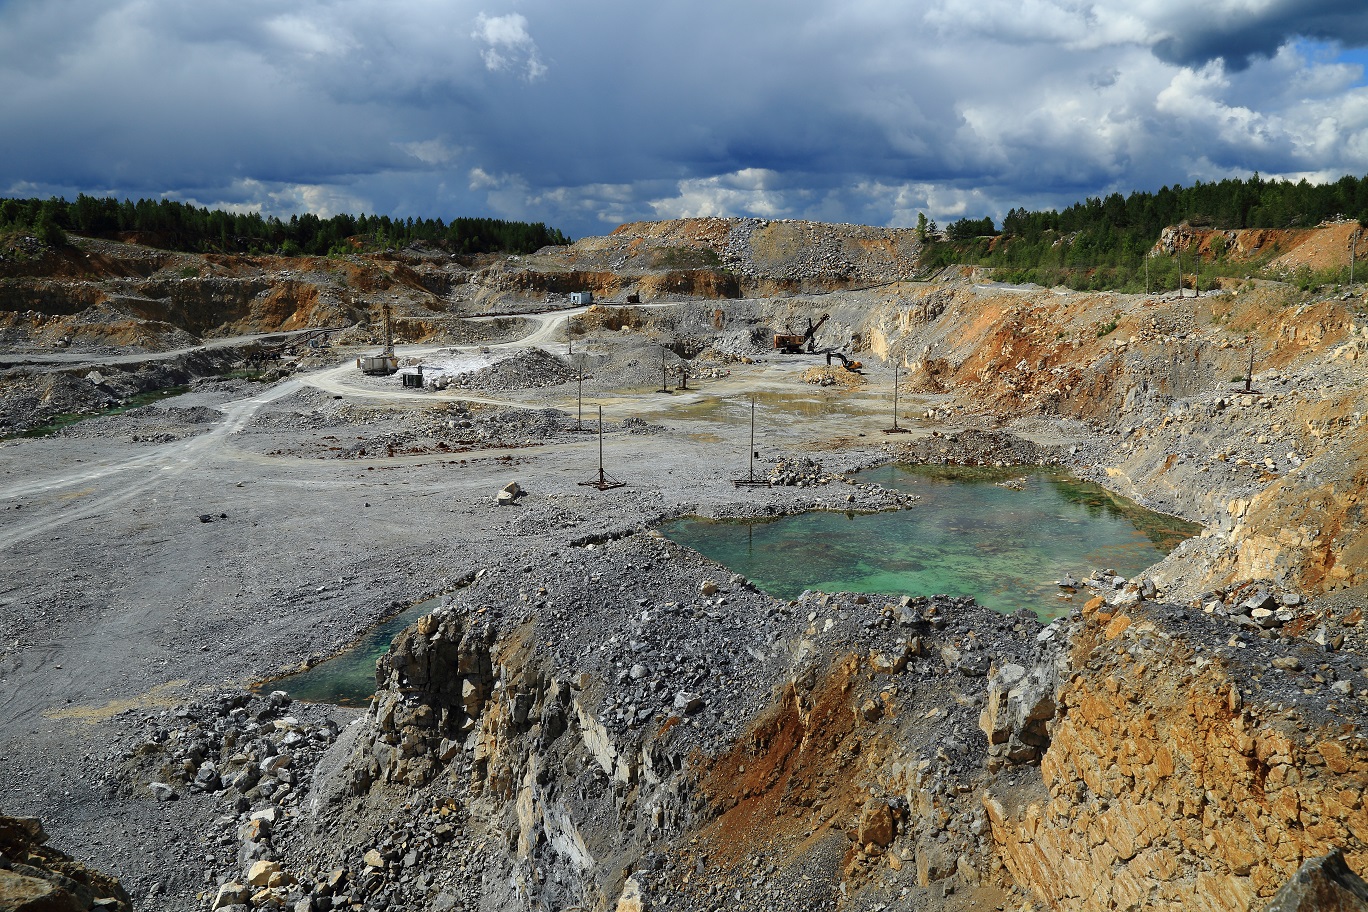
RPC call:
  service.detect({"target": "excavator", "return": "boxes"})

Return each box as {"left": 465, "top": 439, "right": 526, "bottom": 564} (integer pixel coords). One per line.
{"left": 774, "top": 312, "right": 830, "bottom": 354}
{"left": 825, "top": 350, "right": 862, "bottom": 372}
{"left": 357, "top": 301, "right": 400, "bottom": 375}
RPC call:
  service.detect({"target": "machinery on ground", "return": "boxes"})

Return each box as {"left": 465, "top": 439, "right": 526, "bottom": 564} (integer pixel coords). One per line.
{"left": 825, "top": 350, "right": 863, "bottom": 372}
{"left": 774, "top": 313, "right": 830, "bottom": 353}
{"left": 357, "top": 301, "right": 399, "bottom": 375}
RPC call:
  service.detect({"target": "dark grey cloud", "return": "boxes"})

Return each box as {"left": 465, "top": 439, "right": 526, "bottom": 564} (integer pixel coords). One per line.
{"left": 3, "top": 0, "right": 1368, "bottom": 238}
{"left": 1149, "top": 0, "right": 1368, "bottom": 70}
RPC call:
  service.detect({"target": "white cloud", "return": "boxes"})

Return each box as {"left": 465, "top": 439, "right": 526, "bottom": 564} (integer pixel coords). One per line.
{"left": 472, "top": 12, "right": 546, "bottom": 81}
{"left": 401, "top": 139, "right": 462, "bottom": 166}
{"left": 649, "top": 170, "right": 793, "bottom": 220}
{"left": 263, "top": 13, "right": 354, "bottom": 58}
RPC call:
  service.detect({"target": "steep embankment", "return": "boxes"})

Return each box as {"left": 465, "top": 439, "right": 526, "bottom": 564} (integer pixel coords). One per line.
{"left": 0, "top": 236, "right": 469, "bottom": 351}
{"left": 276, "top": 537, "right": 1368, "bottom": 912}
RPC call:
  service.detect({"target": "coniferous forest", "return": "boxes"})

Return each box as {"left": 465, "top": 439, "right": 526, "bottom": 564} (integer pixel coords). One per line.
{"left": 925, "top": 173, "right": 1368, "bottom": 291}
{"left": 0, "top": 194, "right": 571, "bottom": 256}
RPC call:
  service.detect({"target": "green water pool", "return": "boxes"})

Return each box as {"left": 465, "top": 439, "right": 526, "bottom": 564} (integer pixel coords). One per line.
{"left": 662, "top": 465, "right": 1201, "bottom": 618}
{"left": 269, "top": 597, "right": 442, "bottom": 706}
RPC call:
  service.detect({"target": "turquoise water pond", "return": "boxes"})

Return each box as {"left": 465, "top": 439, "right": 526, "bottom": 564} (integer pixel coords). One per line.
{"left": 662, "top": 465, "right": 1201, "bottom": 619}
{"left": 270, "top": 596, "right": 442, "bottom": 706}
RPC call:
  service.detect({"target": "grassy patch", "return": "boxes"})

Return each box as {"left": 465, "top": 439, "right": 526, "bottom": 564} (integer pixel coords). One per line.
{"left": 652, "top": 246, "right": 722, "bottom": 270}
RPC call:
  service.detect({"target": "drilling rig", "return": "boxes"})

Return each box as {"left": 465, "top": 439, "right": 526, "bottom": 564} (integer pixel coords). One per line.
{"left": 773, "top": 312, "right": 830, "bottom": 354}
{"left": 357, "top": 301, "right": 399, "bottom": 375}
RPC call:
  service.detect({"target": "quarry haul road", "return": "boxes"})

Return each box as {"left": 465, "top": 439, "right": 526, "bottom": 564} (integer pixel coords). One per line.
{"left": 0, "top": 306, "right": 598, "bottom": 550}
{"left": 0, "top": 380, "right": 306, "bottom": 551}
{"left": 4, "top": 301, "right": 826, "bottom": 553}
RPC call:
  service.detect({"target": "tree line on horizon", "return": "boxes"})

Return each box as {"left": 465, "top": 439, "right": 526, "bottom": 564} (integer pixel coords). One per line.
{"left": 923, "top": 172, "right": 1368, "bottom": 291}
{"left": 0, "top": 194, "right": 572, "bottom": 256}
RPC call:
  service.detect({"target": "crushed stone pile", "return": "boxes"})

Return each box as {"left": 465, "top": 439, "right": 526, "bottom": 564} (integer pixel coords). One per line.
{"left": 446, "top": 348, "right": 576, "bottom": 391}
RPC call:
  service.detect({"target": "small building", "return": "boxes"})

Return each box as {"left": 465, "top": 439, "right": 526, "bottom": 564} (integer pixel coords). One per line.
{"left": 570, "top": 291, "right": 594, "bottom": 306}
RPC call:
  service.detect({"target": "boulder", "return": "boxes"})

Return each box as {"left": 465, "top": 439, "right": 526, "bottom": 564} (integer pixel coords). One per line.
{"left": 979, "top": 658, "right": 1057, "bottom": 765}
{"left": 1263, "top": 848, "right": 1368, "bottom": 911}
{"left": 246, "top": 860, "right": 281, "bottom": 887}
{"left": 0, "top": 869, "right": 84, "bottom": 912}
{"left": 496, "top": 481, "right": 521, "bottom": 505}
{"left": 213, "top": 882, "right": 251, "bottom": 910}
{"left": 858, "top": 799, "right": 896, "bottom": 848}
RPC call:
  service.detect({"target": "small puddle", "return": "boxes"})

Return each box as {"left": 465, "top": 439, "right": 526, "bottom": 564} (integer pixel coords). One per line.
{"left": 9, "top": 385, "right": 192, "bottom": 439}
{"left": 662, "top": 465, "right": 1202, "bottom": 619}
{"left": 266, "top": 596, "right": 443, "bottom": 706}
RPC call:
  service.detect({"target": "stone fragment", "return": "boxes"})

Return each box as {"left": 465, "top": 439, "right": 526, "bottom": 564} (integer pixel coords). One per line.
{"left": 193, "top": 761, "right": 222, "bottom": 792}
{"left": 496, "top": 481, "right": 521, "bottom": 505}
{"left": 363, "top": 849, "right": 385, "bottom": 869}
{"left": 213, "top": 882, "right": 251, "bottom": 910}
{"left": 614, "top": 876, "right": 645, "bottom": 912}
{"left": 858, "top": 799, "right": 895, "bottom": 848}
{"left": 247, "top": 860, "right": 281, "bottom": 887}
{"left": 148, "top": 781, "right": 176, "bottom": 802}
{"left": 672, "top": 692, "right": 703, "bottom": 714}
{"left": 239, "top": 818, "right": 271, "bottom": 842}
{"left": 700, "top": 580, "right": 719, "bottom": 597}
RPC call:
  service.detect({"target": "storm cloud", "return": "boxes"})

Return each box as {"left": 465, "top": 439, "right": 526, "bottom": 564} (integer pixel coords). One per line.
{"left": 3, "top": 0, "right": 1368, "bottom": 237}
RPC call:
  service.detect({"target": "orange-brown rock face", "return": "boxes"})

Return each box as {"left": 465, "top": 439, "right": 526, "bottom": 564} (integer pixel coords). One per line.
{"left": 985, "top": 607, "right": 1368, "bottom": 911}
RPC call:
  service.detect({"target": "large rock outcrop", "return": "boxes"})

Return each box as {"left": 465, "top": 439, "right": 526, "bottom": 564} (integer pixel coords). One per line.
{"left": 985, "top": 601, "right": 1368, "bottom": 911}
{"left": 0, "top": 815, "right": 131, "bottom": 912}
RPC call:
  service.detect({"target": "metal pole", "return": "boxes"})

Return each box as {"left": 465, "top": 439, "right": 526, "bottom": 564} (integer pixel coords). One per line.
{"left": 577, "top": 370, "right": 583, "bottom": 429}
{"left": 598, "top": 405, "right": 604, "bottom": 480}
{"left": 892, "top": 362, "right": 900, "bottom": 430}
{"left": 749, "top": 399, "right": 756, "bottom": 482}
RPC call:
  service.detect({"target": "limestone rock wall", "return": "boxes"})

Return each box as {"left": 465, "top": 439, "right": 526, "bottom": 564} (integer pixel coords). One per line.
{"left": 985, "top": 605, "right": 1368, "bottom": 911}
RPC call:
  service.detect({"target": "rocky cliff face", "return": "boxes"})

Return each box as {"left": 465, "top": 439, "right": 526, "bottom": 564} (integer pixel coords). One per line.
{"left": 855, "top": 277, "right": 1367, "bottom": 597}
{"left": 985, "top": 599, "right": 1368, "bottom": 911}
{"left": 305, "top": 538, "right": 1368, "bottom": 912}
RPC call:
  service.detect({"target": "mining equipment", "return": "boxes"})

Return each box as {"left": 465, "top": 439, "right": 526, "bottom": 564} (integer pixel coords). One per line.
{"left": 357, "top": 301, "right": 399, "bottom": 375}
{"left": 774, "top": 313, "right": 830, "bottom": 353}
{"left": 825, "top": 350, "right": 863, "bottom": 372}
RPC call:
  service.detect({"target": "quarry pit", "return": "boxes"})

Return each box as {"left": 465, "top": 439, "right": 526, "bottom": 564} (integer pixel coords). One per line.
{"left": 2, "top": 219, "right": 1368, "bottom": 912}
